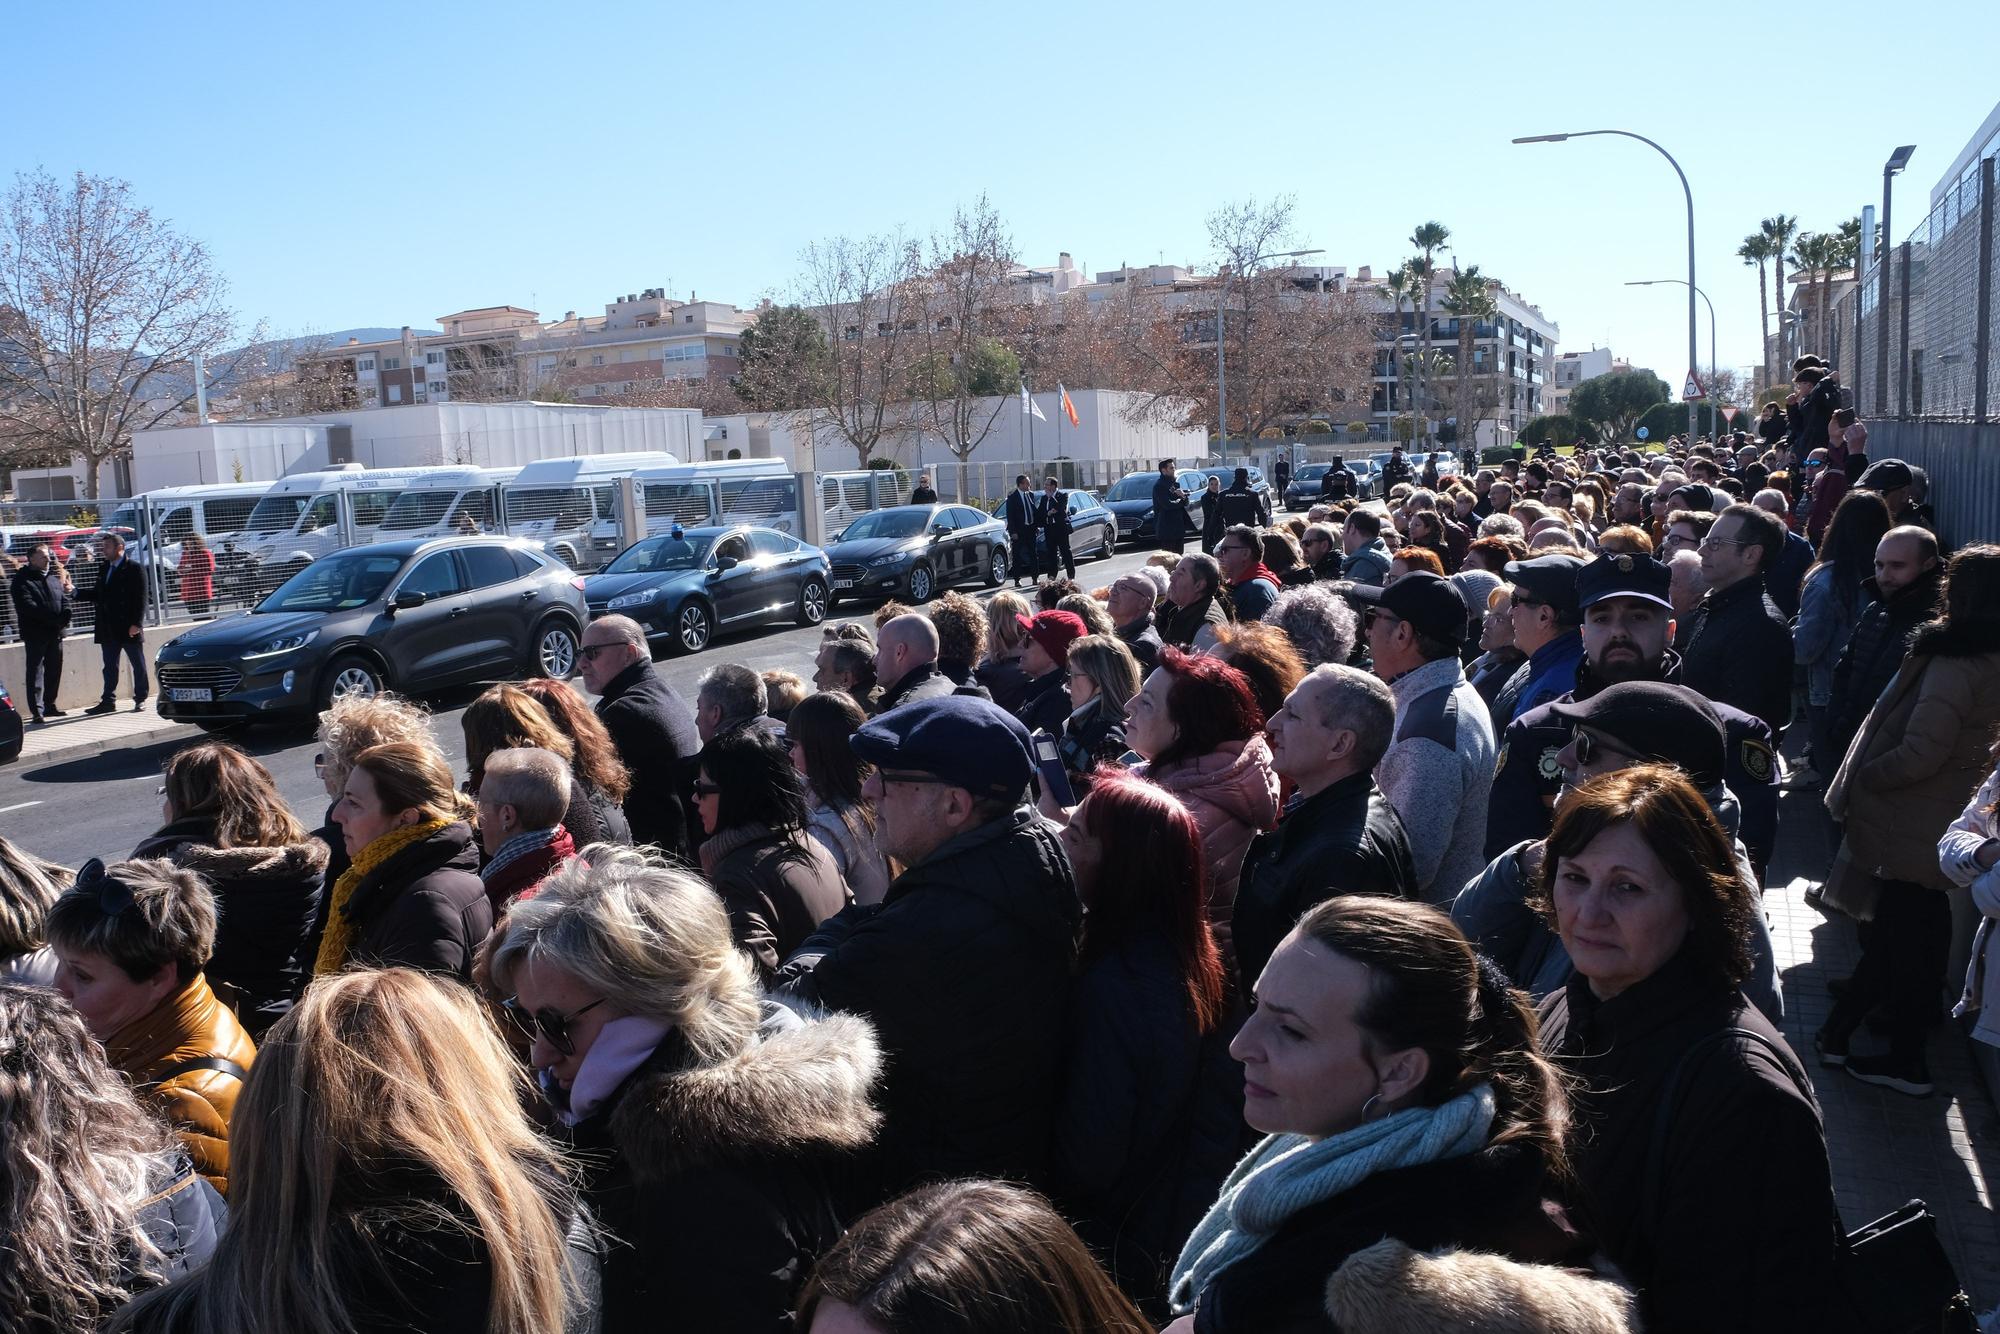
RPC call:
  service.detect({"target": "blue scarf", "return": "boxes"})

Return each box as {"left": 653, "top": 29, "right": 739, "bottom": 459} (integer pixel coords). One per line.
{"left": 1168, "top": 1082, "right": 1496, "bottom": 1315}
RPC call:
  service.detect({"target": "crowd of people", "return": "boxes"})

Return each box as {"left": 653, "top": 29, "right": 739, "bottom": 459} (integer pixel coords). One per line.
{"left": 1, "top": 353, "right": 1994, "bottom": 1333}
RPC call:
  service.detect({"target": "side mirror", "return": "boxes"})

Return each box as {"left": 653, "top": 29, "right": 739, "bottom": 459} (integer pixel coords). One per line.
{"left": 393, "top": 590, "right": 428, "bottom": 610}
{"left": 714, "top": 554, "right": 740, "bottom": 572}
{"left": 931, "top": 523, "right": 953, "bottom": 538}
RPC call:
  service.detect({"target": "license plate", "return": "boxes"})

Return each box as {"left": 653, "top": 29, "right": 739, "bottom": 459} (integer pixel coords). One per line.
{"left": 833, "top": 579, "right": 855, "bottom": 590}
{"left": 168, "top": 687, "right": 212, "bottom": 702}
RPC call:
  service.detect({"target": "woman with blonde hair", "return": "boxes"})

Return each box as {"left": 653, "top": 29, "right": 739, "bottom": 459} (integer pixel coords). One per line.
{"left": 110, "top": 968, "right": 599, "bottom": 1334}
{"left": 0, "top": 834, "right": 67, "bottom": 984}
{"left": 490, "top": 846, "right": 882, "bottom": 1332}
{"left": 975, "top": 589, "right": 1036, "bottom": 713}
{"left": 134, "top": 743, "right": 327, "bottom": 1036}
{"left": 1, "top": 983, "right": 223, "bottom": 1334}
{"left": 465, "top": 684, "right": 629, "bottom": 849}
{"left": 311, "top": 692, "right": 436, "bottom": 889}
{"left": 1060, "top": 633, "right": 1144, "bottom": 782}
{"left": 318, "top": 740, "right": 489, "bottom": 982}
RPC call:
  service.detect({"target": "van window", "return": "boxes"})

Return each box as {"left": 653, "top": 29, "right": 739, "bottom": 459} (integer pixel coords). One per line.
{"left": 643, "top": 482, "right": 713, "bottom": 526}
{"left": 300, "top": 495, "right": 338, "bottom": 533}
{"left": 718, "top": 476, "right": 798, "bottom": 526}
{"left": 158, "top": 506, "right": 195, "bottom": 543}
{"left": 202, "top": 499, "right": 257, "bottom": 534}
{"left": 351, "top": 491, "right": 395, "bottom": 527}
{"left": 506, "top": 486, "right": 589, "bottom": 529}
{"left": 594, "top": 485, "right": 619, "bottom": 519}
{"left": 245, "top": 494, "right": 308, "bottom": 534}
{"left": 381, "top": 490, "right": 455, "bottom": 532}
{"left": 460, "top": 546, "right": 520, "bottom": 590}
{"left": 450, "top": 491, "right": 496, "bottom": 530}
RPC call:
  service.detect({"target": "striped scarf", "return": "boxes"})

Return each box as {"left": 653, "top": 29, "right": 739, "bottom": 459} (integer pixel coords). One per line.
{"left": 314, "top": 819, "right": 448, "bottom": 976}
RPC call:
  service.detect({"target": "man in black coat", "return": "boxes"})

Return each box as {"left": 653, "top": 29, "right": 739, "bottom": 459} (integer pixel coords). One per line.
{"left": 1036, "top": 475, "right": 1075, "bottom": 580}
{"left": 76, "top": 531, "right": 148, "bottom": 715}
{"left": 908, "top": 473, "right": 938, "bottom": 504}
{"left": 1484, "top": 554, "right": 1779, "bottom": 875}
{"left": 1379, "top": 443, "right": 1415, "bottom": 493}
{"left": 10, "top": 543, "right": 71, "bottom": 721}
{"left": 1783, "top": 362, "right": 1841, "bottom": 456}
{"left": 1001, "top": 474, "right": 1039, "bottom": 587}
{"left": 1679, "top": 503, "right": 1795, "bottom": 737}
{"left": 1106, "top": 573, "right": 1165, "bottom": 673}
{"left": 1318, "top": 461, "right": 1356, "bottom": 503}
{"left": 1213, "top": 467, "right": 1271, "bottom": 530}
{"left": 1826, "top": 526, "right": 1944, "bottom": 761}
{"left": 581, "top": 615, "right": 701, "bottom": 861}
{"left": 873, "top": 614, "right": 959, "bottom": 714}
{"left": 1152, "top": 461, "right": 1193, "bottom": 553}
{"left": 1236, "top": 664, "right": 1415, "bottom": 995}
{"left": 777, "top": 696, "right": 1081, "bottom": 1200}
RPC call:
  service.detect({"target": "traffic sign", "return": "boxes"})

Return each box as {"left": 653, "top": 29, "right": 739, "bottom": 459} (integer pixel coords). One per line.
{"left": 1636, "top": 427, "right": 1650, "bottom": 440}
{"left": 1682, "top": 370, "right": 1705, "bottom": 401}
{"left": 1721, "top": 405, "right": 1740, "bottom": 425}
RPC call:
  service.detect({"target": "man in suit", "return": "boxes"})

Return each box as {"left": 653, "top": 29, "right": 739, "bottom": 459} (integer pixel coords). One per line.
{"left": 10, "top": 543, "right": 71, "bottom": 722}
{"left": 1001, "top": 474, "right": 1038, "bottom": 587}
{"left": 78, "top": 532, "right": 148, "bottom": 715}
{"left": 1037, "top": 475, "right": 1074, "bottom": 580}
{"left": 580, "top": 614, "right": 702, "bottom": 860}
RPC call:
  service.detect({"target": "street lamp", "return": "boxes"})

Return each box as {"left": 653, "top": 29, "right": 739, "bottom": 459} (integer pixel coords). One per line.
{"left": 1626, "top": 278, "right": 1716, "bottom": 397}
{"left": 1876, "top": 144, "right": 1916, "bottom": 415}
{"left": 1516, "top": 129, "right": 1698, "bottom": 441}
{"left": 1218, "top": 247, "right": 1324, "bottom": 455}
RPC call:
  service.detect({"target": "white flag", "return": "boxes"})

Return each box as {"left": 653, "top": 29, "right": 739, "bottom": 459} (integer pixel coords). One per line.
{"left": 1021, "top": 381, "right": 1047, "bottom": 422}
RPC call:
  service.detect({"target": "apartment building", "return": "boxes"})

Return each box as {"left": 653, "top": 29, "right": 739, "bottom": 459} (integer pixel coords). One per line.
{"left": 1545, "top": 347, "right": 1617, "bottom": 416}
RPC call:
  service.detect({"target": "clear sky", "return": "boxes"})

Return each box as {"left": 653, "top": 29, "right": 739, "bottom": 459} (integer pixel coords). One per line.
{"left": 10, "top": 0, "right": 1997, "bottom": 399}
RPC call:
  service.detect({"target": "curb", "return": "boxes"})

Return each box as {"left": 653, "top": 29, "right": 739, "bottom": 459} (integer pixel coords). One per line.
{"left": 14, "top": 720, "right": 199, "bottom": 769}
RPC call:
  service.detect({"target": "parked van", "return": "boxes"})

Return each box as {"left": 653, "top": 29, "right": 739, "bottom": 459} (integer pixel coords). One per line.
{"left": 103, "top": 483, "right": 267, "bottom": 576}
{"left": 499, "top": 452, "right": 680, "bottom": 571}
{"left": 634, "top": 459, "right": 801, "bottom": 541}
{"left": 232, "top": 465, "right": 442, "bottom": 582}
{"left": 375, "top": 465, "right": 523, "bottom": 542}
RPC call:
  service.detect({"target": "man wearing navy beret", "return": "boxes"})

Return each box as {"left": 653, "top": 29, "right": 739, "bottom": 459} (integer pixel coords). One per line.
{"left": 776, "top": 694, "right": 1080, "bottom": 1199}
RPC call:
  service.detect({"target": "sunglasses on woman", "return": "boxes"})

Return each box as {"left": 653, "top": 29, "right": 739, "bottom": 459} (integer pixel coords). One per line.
{"left": 502, "top": 996, "right": 606, "bottom": 1055}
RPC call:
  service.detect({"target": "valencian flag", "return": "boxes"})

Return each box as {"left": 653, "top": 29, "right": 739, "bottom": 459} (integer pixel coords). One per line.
{"left": 1058, "top": 383, "right": 1080, "bottom": 427}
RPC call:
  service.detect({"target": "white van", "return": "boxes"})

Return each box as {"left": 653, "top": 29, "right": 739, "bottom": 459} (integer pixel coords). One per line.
{"left": 499, "top": 452, "right": 680, "bottom": 571}
{"left": 233, "top": 465, "right": 443, "bottom": 579}
{"left": 102, "top": 483, "right": 268, "bottom": 576}
{"left": 633, "top": 459, "right": 802, "bottom": 541}
{"left": 374, "top": 465, "right": 523, "bottom": 543}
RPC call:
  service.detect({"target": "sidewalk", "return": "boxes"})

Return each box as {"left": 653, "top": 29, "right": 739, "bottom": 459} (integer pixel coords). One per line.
{"left": 1767, "top": 778, "right": 2000, "bottom": 1307}
{"left": 14, "top": 703, "right": 195, "bottom": 766}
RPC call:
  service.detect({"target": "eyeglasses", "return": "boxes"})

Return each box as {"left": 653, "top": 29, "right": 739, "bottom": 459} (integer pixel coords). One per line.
{"left": 876, "top": 770, "right": 954, "bottom": 787}
{"left": 1364, "top": 606, "right": 1403, "bottom": 628}
{"left": 73, "top": 858, "right": 136, "bottom": 918}
{"left": 1699, "top": 534, "right": 1752, "bottom": 552}
{"left": 1509, "top": 591, "right": 1544, "bottom": 609}
{"left": 578, "top": 643, "right": 620, "bottom": 661}
{"left": 1570, "top": 727, "right": 1646, "bottom": 767}
{"left": 502, "top": 996, "right": 606, "bottom": 1056}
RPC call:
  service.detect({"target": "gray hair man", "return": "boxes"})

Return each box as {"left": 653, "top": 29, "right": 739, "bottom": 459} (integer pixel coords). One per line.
{"left": 695, "top": 663, "right": 770, "bottom": 742}
{"left": 475, "top": 746, "right": 576, "bottom": 901}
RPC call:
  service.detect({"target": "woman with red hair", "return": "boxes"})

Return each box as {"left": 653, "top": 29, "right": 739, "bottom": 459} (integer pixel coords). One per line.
{"left": 1053, "top": 771, "right": 1243, "bottom": 1318}
{"left": 1124, "top": 648, "right": 1280, "bottom": 964}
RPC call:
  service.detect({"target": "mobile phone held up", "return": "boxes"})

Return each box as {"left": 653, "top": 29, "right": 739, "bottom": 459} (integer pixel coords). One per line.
{"left": 1030, "top": 729, "right": 1075, "bottom": 809}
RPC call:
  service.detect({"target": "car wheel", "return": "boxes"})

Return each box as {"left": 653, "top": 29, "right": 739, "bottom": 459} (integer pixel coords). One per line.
{"left": 532, "top": 618, "right": 579, "bottom": 678}
{"left": 1091, "top": 523, "right": 1111, "bottom": 560}
{"left": 796, "top": 577, "right": 828, "bottom": 626}
{"left": 906, "top": 563, "right": 934, "bottom": 603}
{"left": 984, "top": 546, "right": 1007, "bottom": 587}
{"left": 320, "top": 653, "right": 384, "bottom": 710}
{"left": 671, "top": 600, "right": 713, "bottom": 654}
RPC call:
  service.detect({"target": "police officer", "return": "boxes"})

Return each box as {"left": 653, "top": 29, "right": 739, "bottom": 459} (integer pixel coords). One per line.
{"left": 1481, "top": 551, "right": 1779, "bottom": 876}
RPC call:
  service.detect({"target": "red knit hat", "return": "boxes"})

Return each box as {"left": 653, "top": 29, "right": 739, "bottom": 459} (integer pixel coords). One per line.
{"left": 1018, "top": 610, "right": 1088, "bottom": 667}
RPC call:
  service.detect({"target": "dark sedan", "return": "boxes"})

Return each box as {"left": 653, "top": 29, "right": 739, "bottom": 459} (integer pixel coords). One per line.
{"left": 154, "top": 536, "right": 587, "bottom": 728}
{"left": 583, "top": 525, "right": 829, "bottom": 654}
{"left": 1104, "top": 470, "right": 1172, "bottom": 545}
{"left": 985, "top": 488, "right": 1116, "bottom": 563}
{"left": 824, "top": 504, "right": 1009, "bottom": 604}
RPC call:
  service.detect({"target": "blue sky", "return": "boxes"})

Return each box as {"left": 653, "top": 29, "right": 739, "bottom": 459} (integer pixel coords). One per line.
{"left": 10, "top": 0, "right": 1997, "bottom": 397}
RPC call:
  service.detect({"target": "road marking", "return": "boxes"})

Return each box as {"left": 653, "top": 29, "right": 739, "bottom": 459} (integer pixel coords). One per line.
{"left": 0, "top": 801, "right": 43, "bottom": 814}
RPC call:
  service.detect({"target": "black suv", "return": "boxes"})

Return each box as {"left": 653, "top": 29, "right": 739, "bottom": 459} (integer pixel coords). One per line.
{"left": 154, "top": 536, "right": 588, "bottom": 729}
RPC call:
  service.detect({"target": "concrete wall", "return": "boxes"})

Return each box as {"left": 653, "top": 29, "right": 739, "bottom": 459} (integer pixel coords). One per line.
{"left": 1, "top": 622, "right": 188, "bottom": 711}
{"left": 1859, "top": 419, "right": 2000, "bottom": 549}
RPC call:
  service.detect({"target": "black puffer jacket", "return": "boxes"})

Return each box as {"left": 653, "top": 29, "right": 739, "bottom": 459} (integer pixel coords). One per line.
{"left": 594, "top": 659, "right": 702, "bottom": 860}
{"left": 134, "top": 818, "right": 326, "bottom": 1037}
{"left": 1827, "top": 565, "right": 1945, "bottom": 759}
{"left": 335, "top": 822, "right": 492, "bottom": 982}
{"left": 1678, "top": 574, "right": 1795, "bottom": 736}
{"left": 1232, "top": 773, "right": 1417, "bottom": 997}
{"left": 1015, "top": 667, "right": 1072, "bottom": 737}
{"left": 569, "top": 1006, "right": 880, "bottom": 1334}
{"left": 1059, "top": 695, "right": 1128, "bottom": 779}
{"left": 563, "top": 777, "right": 631, "bottom": 849}
{"left": 1538, "top": 952, "right": 1845, "bottom": 1332}
{"left": 778, "top": 807, "right": 1081, "bottom": 1200}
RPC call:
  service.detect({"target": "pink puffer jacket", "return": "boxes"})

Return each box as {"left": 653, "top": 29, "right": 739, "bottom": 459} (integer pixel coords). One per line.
{"left": 1142, "top": 735, "right": 1282, "bottom": 965}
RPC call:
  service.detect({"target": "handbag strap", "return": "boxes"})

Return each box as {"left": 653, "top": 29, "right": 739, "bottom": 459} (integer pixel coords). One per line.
{"left": 148, "top": 1055, "right": 250, "bottom": 1087}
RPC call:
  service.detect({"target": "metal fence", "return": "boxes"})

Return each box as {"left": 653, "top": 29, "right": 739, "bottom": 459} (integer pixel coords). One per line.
{"left": 1836, "top": 156, "right": 1998, "bottom": 422}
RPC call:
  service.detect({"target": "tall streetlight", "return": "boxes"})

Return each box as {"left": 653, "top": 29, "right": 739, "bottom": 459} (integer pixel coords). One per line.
{"left": 1626, "top": 278, "right": 1717, "bottom": 405}
{"left": 1515, "top": 129, "right": 1697, "bottom": 441}
{"left": 1218, "top": 247, "right": 1323, "bottom": 454}
{"left": 1876, "top": 145, "right": 1917, "bottom": 415}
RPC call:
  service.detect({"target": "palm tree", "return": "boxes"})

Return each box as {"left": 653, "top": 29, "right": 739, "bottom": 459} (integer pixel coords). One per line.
{"left": 1408, "top": 221, "right": 1451, "bottom": 438}
{"left": 1442, "top": 267, "right": 1498, "bottom": 451}
{"left": 1793, "top": 232, "right": 1842, "bottom": 365}
{"left": 1738, "top": 233, "right": 1776, "bottom": 389}
{"left": 1383, "top": 264, "right": 1417, "bottom": 415}
{"left": 1762, "top": 215, "right": 1799, "bottom": 367}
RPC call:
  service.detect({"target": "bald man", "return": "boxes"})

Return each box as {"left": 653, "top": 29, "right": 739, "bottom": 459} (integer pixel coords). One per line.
{"left": 873, "top": 613, "right": 957, "bottom": 714}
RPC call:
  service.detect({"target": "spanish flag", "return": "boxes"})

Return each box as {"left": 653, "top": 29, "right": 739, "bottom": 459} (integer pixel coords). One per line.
{"left": 1058, "top": 383, "right": 1080, "bottom": 427}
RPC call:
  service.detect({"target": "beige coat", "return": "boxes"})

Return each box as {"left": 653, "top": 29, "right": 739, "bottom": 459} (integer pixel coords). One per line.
{"left": 1828, "top": 648, "right": 2000, "bottom": 892}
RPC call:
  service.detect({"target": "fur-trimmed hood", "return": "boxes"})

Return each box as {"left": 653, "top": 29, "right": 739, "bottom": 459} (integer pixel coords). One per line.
{"left": 174, "top": 839, "right": 328, "bottom": 883}
{"left": 1326, "top": 1240, "right": 1639, "bottom": 1334}
{"left": 610, "top": 1007, "right": 882, "bottom": 1181}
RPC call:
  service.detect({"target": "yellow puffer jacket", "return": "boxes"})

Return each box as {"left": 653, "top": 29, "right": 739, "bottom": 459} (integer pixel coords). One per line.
{"left": 104, "top": 974, "right": 256, "bottom": 1195}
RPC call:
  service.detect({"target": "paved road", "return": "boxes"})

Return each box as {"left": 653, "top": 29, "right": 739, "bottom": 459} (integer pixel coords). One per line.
{"left": 0, "top": 545, "right": 1165, "bottom": 870}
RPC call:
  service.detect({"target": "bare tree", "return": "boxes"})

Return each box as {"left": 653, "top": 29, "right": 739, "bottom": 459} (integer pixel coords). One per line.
{"left": 0, "top": 170, "right": 259, "bottom": 497}
{"left": 795, "top": 230, "right": 924, "bottom": 468}
{"left": 912, "top": 195, "right": 1019, "bottom": 464}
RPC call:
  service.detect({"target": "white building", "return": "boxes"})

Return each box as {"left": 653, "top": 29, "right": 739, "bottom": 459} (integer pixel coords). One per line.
{"left": 1545, "top": 348, "right": 1617, "bottom": 416}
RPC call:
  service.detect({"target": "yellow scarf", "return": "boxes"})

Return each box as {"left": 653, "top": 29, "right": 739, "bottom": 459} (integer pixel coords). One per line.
{"left": 314, "top": 819, "right": 450, "bottom": 976}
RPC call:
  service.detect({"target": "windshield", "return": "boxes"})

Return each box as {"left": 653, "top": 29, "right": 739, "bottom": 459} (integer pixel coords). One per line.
{"left": 837, "top": 510, "right": 929, "bottom": 541}
{"left": 1106, "top": 474, "right": 1159, "bottom": 502}
{"left": 256, "top": 550, "right": 403, "bottom": 612}
{"left": 104, "top": 504, "right": 145, "bottom": 536}
{"left": 604, "top": 533, "right": 712, "bottom": 575}
{"left": 244, "top": 494, "right": 308, "bottom": 534}
{"left": 379, "top": 490, "right": 458, "bottom": 531}
{"left": 1297, "top": 464, "right": 1330, "bottom": 480}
